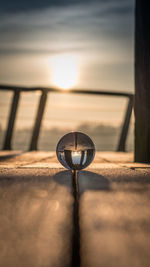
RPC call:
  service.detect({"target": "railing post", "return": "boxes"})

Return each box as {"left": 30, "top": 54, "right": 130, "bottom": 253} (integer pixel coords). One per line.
{"left": 117, "top": 95, "right": 134, "bottom": 152}
{"left": 29, "top": 90, "right": 48, "bottom": 151}
{"left": 135, "top": 0, "right": 150, "bottom": 162}
{"left": 3, "top": 90, "right": 20, "bottom": 150}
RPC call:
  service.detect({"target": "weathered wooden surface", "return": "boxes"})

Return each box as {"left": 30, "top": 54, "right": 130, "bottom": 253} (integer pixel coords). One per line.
{"left": 0, "top": 151, "right": 150, "bottom": 267}
{"left": 0, "top": 153, "right": 73, "bottom": 267}
{"left": 79, "top": 168, "right": 150, "bottom": 267}
{"left": 135, "top": 0, "right": 150, "bottom": 162}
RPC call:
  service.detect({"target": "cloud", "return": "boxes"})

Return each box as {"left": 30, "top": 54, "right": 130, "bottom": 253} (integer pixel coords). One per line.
{"left": 0, "top": 0, "right": 99, "bottom": 14}
{"left": 0, "top": 0, "right": 134, "bottom": 90}
{"left": 0, "top": 0, "right": 134, "bottom": 52}
{"left": 0, "top": 0, "right": 134, "bottom": 20}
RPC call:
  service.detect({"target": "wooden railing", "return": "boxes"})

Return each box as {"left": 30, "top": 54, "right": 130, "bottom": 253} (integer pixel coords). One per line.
{"left": 0, "top": 85, "right": 134, "bottom": 151}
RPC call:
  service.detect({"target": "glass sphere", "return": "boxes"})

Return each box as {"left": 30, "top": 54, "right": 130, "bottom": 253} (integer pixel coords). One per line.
{"left": 56, "top": 132, "right": 95, "bottom": 170}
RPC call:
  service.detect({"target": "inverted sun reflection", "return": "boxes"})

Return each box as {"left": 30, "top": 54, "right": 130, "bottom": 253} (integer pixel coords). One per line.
{"left": 51, "top": 54, "right": 79, "bottom": 89}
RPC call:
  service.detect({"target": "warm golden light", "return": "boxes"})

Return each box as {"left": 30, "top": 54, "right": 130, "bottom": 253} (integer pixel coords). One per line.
{"left": 51, "top": 54, "right": 79, "bottom": 89}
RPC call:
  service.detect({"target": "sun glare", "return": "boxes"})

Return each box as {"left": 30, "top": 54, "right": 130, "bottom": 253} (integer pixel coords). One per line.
{"left": 51, "top": 54, "right": 79, "bottom": 89}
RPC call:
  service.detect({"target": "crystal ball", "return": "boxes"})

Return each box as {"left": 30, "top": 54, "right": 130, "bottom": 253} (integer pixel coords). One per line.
{"left": 56, "top": 132, "right": 95, "bottom": 170}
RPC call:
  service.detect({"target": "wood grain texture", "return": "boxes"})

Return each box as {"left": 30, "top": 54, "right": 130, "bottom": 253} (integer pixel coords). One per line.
{"left": 0, "top": 168, "right": 73, "bottom": 267}
{"left": 0, "top": 151, "right": 150, "bottom": 267}
{"left": 79, "top": 168, "right": 150, "bottom": 267}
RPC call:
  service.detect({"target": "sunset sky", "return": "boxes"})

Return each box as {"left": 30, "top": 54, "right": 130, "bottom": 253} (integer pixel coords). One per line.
{"left": 0, "top": 0, "right": 135, "bottom": 132}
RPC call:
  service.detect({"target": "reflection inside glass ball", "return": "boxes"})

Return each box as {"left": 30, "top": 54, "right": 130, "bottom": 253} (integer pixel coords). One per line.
{"left": 56, "top": 132, "right": 95, "bottom": 170}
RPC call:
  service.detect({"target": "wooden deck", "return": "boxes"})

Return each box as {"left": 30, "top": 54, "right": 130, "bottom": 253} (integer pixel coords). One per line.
{"left": 0, "top": 151, "right": 150, "bottom": 267}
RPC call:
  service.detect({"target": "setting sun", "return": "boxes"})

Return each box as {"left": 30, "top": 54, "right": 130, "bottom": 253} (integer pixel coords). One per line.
{"left": 50, "top": 54, "right": 79, "bottom": 89}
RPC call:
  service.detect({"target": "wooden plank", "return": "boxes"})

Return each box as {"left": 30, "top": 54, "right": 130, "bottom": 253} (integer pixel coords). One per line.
{"left": 135, "top": 0, "right": 150, "bottom": 162}
{"left": 78, "top": 168, "right": 150, "bottom": 267}
{"left": 0, "top": 151, "right": 133, "bottom": 169}
{"left": 96, "top": 151, "right": 133, "bottom": 163}
{"left": 0, "top": 168, "right": 73, "bottom": 267}
{"left": 21, "top": 162, "right": 62, "bottom": 169}
{"left": 0, "top": 151, "right": 55, "bottom": 168}
{"left": 0, "top": 151, "right": 134, "bottom": 168}
{"left": 119, "top": 162, "right": 150, "bottom": 169}
{"left": 0, "top": 150, "right": 21, "bottom": 156}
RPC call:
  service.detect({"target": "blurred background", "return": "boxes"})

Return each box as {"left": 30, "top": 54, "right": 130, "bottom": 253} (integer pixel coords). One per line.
{"left": 0, "top": 0, "right": 134, "bottom": 151}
